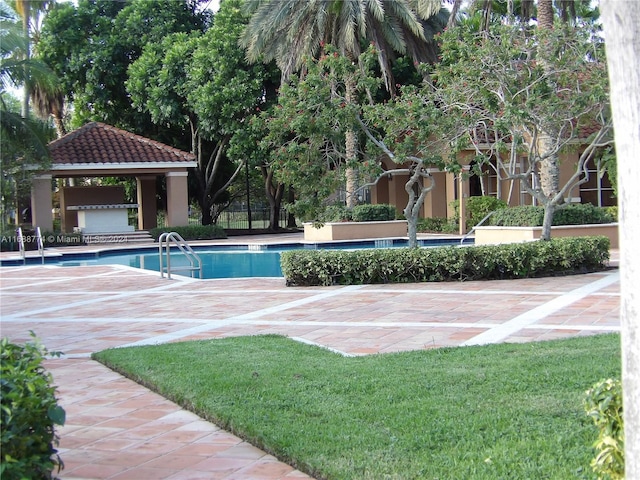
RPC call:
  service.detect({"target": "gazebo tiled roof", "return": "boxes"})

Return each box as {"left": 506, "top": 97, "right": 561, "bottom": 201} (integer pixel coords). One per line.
{"left": 48, "top": 122, "right": 195, "bottom": 168}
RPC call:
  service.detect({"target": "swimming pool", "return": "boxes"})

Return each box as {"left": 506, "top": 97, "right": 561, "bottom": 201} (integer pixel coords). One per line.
{"left": 3, "top": 238, "right": 472, "bottom": 279}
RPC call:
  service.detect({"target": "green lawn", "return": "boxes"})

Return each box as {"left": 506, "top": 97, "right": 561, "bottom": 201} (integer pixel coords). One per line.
{"left": 93, "top": 334, "right": 620, "bottom": 480}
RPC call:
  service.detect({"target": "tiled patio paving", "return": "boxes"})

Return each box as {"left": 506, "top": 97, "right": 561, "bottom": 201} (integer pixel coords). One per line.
{"left": 0, "top": 236, "right": 620, "bottom": 479}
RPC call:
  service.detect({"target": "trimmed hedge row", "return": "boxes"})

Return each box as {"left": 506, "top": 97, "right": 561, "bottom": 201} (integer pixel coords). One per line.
{"left": 490, "top": 204, "right": 616, "bottom": 227}
{"left": 149, "top": 224, "right": 226, "bottom": 241}
{"left": 317, "top": 204, "right": 397, "bottom": 223}
{"left": 281, "top": 236, "right": 610, "bottom": 286}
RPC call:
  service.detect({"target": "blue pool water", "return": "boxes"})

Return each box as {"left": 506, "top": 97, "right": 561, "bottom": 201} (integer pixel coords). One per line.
{"left": 3, "top": 238, "right": 471, "bottom": 279}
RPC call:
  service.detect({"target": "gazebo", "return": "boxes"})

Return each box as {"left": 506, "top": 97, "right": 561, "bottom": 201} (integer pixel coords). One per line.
{"left": 30, "top": 122, "right": 196, "bottom": 233}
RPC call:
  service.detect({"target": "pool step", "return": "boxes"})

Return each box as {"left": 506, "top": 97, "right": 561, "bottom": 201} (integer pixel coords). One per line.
{"left": 82, "top": 231, "right": 154, "bottom": 245}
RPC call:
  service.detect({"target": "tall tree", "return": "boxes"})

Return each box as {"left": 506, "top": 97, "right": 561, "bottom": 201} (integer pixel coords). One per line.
{"left": 259, "top": 45, "right": 454, "bottom": 247}
{"left": 601, "top": 1, "right": 640, "bottom": 477}
{"left": 1, "top": 3, "right": 54, "bottom": 226}
{"left": 241, "top": 0, "right": 446, "bottom": 207}
{"left": 37, "top": 0, "right": 210, "bottom": 135}
{"left": 127, "top": 0, "right": 276, "bottom": 225}
{"left": 433, "top": 22, "right": 613, "bottom": 240}
{"left": 9, "top": 0, "right": 52, "bottom": 118}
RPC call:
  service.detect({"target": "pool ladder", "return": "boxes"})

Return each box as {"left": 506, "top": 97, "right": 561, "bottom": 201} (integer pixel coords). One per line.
{"left": 16, "top": 227, "right": 45, "bottom": 264}
{"left": 158, "top": 232, "right": 202, "bottom": 279}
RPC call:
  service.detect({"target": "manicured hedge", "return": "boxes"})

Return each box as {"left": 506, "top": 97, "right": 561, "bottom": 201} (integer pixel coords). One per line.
{"left": 317, "top": 204, "right": 396, "bottom": 223}
{"left": 149, "top": 224, "right": 226, "bottom": 241}
{"left": 351, "top": 204, "right": 396, "bottom": 222}
{"left": 281, "top": 236, "right": 610, "bottom": 286}
{"left": 490, "top": 204, "right": 616, "bottom": 227}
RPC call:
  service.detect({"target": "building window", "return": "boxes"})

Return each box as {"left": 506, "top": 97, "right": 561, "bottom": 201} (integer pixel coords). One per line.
{"left": 581, "top": 158, "right": 616, "bottom": 207}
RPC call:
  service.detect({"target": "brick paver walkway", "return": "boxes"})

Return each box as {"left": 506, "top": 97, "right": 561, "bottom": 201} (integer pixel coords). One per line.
{"left": 0, "top": 236, "right": 620, "bottom": 479}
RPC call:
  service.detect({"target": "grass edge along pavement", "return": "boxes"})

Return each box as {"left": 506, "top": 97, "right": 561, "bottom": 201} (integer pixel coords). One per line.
{"left": 94, "top": 333, "right": 621, "bottom": 480}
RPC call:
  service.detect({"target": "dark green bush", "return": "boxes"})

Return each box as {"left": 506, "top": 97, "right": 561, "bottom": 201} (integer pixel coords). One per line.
{"left": 490, "top": 205, "right": 545, "bottom": 226}
{"left": 1, "top": 335, "right": 65, "bottom": 479}
{"left": 466, "top": 196, "right": 508, "bottom": 227}
{"left": 351, "top": 204, "right": 397, "bottom": 222}
{"left": 281, "top": 236, "right": 610, "bottom": 286}
{"left": 315, "top": 204, "right": 396, "bottom": 223}
{"left": 490, "top": 204, "right": 616, "bottom": 227}
{"left": 584, "top": 378, "right": 624, "bottom": 480}
{"left": 149, "top": 224, "right": 226, "bottom": 241}
{"left": 317, "top": 204, "right": 352, "bottom": 222}
{"left": 552, "top": 203, "right": 616, "bottom": 225}
{"left": 417, "top": 217, "right": 458, "bottom": 233}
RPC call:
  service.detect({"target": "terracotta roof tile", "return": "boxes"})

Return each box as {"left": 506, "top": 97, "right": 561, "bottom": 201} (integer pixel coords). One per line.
{"left": 48, "top": 122, "right": 195, "bottom": 165}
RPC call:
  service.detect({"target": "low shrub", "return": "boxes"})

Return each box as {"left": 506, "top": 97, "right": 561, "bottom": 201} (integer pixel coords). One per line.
{"left": 417, "top": 217, "right": 458, "bottom": 233}
{"left": 317, "top": 204, "right": 352, "bottom": 222}
{"left": 1, "top": 334, "right": 65, "bottom": 479}
{"left": 490, "top": 204, "right": 616, "bottom": 227}
{"left": 149, "top": 224, "right": 226, "bottom": 241}
{"left": 281, "top": 236, "right": 610, "bottom": 286}
{"left": 553, "top": 203, "right": 616, "bottom": 225}
{"left": 466, "top": 196, "right": 508, "bottom": 227}
{"left": 490, "top": 205, "right": 545, "bottom": 226}
{"left": 351, "top": 204, "right": 397, "bottom": 222}
{"left": 315, "top": 204, "right": 396, "bottom": 223}
{"left": 584, "top": 378, "right": 624, "bottom": 480}
{"left": 605, "top": 206, "right": 618, "bottom": 221}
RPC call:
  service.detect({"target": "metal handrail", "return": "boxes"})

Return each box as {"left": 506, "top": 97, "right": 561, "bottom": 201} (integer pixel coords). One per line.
{"left": 460, "top": 211, "right": 496, "bottom": 245}
{"left": 158, "top": 232, "right": 202, "bottom": 279}
{"left": 16, "top": 227, "right": 25, "bottom": 264}
{"left": 36, "top": 227, "right": 45, "bottom": 264}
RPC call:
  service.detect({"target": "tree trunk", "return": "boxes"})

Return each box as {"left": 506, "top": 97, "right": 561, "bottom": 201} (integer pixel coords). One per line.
{"left": 407, "top": 213, "right": 418, "bottom": 248}
{"left": 345, "top": 75, "right": 358, "bottom": 208}
{"left": 21, "top": 1, "right": 30, "bottom": 119}
{"left": 536, "top": 0, "right": 559, "bottom": 238}
{"left": 537, "top": 0, "right": 554, "bottom": 30}
{"left": 538, "top": 133, "right": 560, "bottom": 199}
{"left": 447, "top": 0, "right": 463, "bottom": 29}
{"left": 262, "top": 165, "right": 284, "bottom": 231}
{"left": 199, "top": 197, "right": 213, "bottom": 225}
{"left": 286, "top": 186, "right": 297, "bottom": 228}
{"left": 540, "top": 202, "right": 555, "bottom": 241}
{"left": 53, "top": 116, "right": 66, "bottom": 139}
{"left": 601, "top": 2, "right": 640, "bottom": 476}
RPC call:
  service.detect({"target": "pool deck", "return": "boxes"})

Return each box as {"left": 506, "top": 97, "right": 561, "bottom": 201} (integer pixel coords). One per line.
{"left": 0, "top": 232, "right": 621, "bottom": 479}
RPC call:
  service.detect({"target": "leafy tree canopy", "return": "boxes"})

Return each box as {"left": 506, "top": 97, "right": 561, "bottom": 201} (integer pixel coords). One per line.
{"left": 432, "top": 21, "right": 613, "bottom": 238}
{"left": 36, "top": 0, "right": 210, "bottom": 135}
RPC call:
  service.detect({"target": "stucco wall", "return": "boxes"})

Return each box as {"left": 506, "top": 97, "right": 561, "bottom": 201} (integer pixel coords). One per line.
{"left": 304, "top": 220, "right": 408, "bottom": 241}
{"left": 474, "top": 223, "right": 619, "bottom": 248}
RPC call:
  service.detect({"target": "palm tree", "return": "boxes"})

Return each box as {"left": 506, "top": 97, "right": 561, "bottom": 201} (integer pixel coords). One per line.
{"left": 1, "top": 3, "right": 54, "bottom": 227}
{"left": 11, "top": 0, "right": 66, "bottom": 138}
{"left": 9, "top": 0, "right": 51, "bottom": 118}
{"left": 241, "top": 0, "right": 445, "bottom": 207}
{"left": 242, "top": 0, "right": 443, "bottom": 92}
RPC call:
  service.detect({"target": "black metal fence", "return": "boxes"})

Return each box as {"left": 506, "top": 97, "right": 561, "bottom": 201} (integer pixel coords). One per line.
{"left": 189, "top": 208, "right": 294, "bottom": 230}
